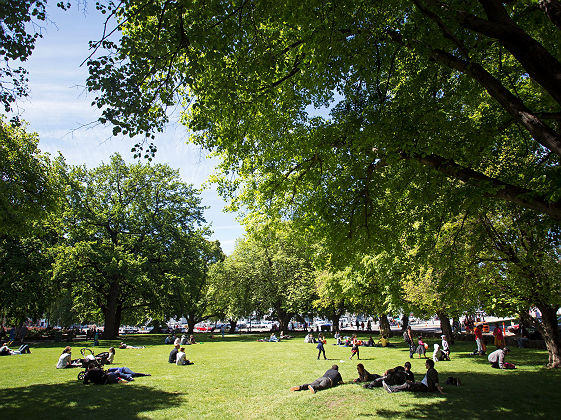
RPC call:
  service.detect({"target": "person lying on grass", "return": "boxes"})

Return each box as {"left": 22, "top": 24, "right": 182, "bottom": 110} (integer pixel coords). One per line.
{"left": 83, "top": 365, "right": 150, "bottom": 385}
{"left": 106, "top": 366, "right": 151, "bottom": 381}
{"left": 83, "top": 366, "right": 128, "bottom": 385}
{"left": 353, "top": 363, "right": 377, "bottom": 383}
{"left": 119, "top": 342, "right": 145, "bottom": 349}
{"left": 290, "top": 364, "right": 343, "bottom": 394}
{"left": 383, "top": 359, "right": 446, "bottom": 395}
{"left": 1, "top": 342, "right": 31, "bottom": 356}
{"left": 363, "top": 362, "right": 414, "bottom": 389}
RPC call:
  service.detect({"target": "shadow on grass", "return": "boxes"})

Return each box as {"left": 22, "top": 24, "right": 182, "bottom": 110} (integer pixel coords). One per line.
{"left": 0, "top": 381, "right": 182, "bottom": 419}
{"left": 371, "top": 368, "right": 561, "bottom": 419}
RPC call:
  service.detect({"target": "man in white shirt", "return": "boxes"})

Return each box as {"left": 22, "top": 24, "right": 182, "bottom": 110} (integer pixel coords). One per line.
{"left": 488, "top": 347, "right": 510, "bottom": 369}
{"left": 176, "top": 347, "right": 194, "bottom": 365}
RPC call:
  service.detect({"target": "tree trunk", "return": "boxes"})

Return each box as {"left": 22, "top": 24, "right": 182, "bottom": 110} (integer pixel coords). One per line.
{"left": 329, "top": 313, "right": 342, "bottom": 332}
{"left": 102, "top": 280, "right": 121, "bottom": 339}
{"left": 437, "top": 311, "right": 454, "bottom": 345}
{"left": 536, "top": 305, "right": 561, "bottom": 368}
{"left": 401, "top": 314, "right": 409, "bottom": 332}
{"left": 149, "top": 319, "right": 165, "bottom": 333}
{"left": 187, "top": 314, "right": 197, "bottom": 334}
{"left": 278, "top": 313, "right": 292, "bottom": 333}
{"left": 228, "top": 319, "right": 237, "bottom": 334}
{"left": 379, "top": 313, "right": 391, "bottom": 337}
{"left": 113, "top": 303, "right": 123, "bottom": 338}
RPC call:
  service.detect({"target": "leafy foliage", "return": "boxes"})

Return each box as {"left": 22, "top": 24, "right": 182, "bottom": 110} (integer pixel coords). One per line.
{"left": 52, "top": 154, "right": 209, "bottom": 337}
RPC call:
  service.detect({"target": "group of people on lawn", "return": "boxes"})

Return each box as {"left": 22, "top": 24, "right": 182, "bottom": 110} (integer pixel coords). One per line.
{"left": 45, "top": 321, "right": 515, "bottom": 389}
{"left": 290, "top": 359, "right": 446, "bottom": 395}
{"left": 294, "top": 324, "right": 515, "bottom": 394}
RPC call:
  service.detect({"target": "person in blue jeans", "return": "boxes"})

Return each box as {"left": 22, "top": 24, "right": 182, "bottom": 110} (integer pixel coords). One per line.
{"left": 106, "top": 366, "right": 151, "bottom": 381}
{"left": 290, "top": 365, "right": 343, "bottom": 393}
{"left": 317, "top": 335, "right": 326, "bottom": 359}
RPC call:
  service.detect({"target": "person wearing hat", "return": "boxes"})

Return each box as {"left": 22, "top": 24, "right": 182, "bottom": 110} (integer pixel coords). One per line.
{"left": 441, "top": 335, "right": 450, "bottom": 360}
{"left": 488, "top": 347, "right": 510, "bottom": 369}
{"left": 289, "top": 364, "right": 343, "bottom": 393}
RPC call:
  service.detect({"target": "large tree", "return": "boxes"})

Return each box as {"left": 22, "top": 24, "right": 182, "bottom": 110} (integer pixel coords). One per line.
{"left": 86, "top": 1, "right": 561, "bottom": 357}
{"left": 0, "top": 118, "right": 59, "bottom": 236}
{"left": 88, "top": 0, "right": 561, "bottom": 221}
{"left": 52, "top": 154, "right": 207, "bottom": 338}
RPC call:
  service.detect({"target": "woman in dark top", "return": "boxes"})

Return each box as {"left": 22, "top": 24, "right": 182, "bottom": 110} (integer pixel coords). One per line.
{"left": 353, "top": 363, "right": 378, "bottom": 383}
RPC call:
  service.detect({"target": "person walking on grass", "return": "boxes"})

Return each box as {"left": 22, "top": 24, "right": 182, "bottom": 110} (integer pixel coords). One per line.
{"left": 473, "top": 324, "right": 486, "bottom": 355}
{"left": 317, "top": 334, "right": 327, "bottom": 360}
{"left": 290, "top": 364, "right": 343, "bottom": 393}
{"left": 350, "top": 335, "right": 360, "bottom": 360}
{"left": 403, "top": 326, "right": 415, "bottom": 359}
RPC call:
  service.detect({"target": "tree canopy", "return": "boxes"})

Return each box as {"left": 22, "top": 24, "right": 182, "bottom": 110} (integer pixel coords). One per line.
{"left": 52, "top": 154, "right": 209, "bottom": 338}
{"left": 88, "top": 0, "right": 561, "bottom": 225}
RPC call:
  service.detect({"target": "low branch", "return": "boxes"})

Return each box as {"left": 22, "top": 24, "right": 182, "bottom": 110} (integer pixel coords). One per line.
{"left": 404, "top": 151, "right": 561, "bottom": 221}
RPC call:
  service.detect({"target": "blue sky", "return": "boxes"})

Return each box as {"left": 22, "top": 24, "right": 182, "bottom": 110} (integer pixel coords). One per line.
{"left": 17, "top": 3, "right": 244, "bottom": 254}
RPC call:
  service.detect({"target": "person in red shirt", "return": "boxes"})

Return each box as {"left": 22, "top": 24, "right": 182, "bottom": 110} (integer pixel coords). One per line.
{"left": 474, "top": 325, "right": 485, "bottom": 355}
{"left": 493, "top": 324, "right": 505, "bottom": 348}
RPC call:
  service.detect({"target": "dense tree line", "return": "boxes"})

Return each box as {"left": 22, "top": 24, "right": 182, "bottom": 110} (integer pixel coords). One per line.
{"left": 2, "top": 1, "right": 561, "bottom": 365}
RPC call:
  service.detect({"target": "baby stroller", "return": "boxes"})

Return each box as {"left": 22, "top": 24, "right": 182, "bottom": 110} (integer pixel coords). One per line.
{"left": 77, "top": 348, "right": 110, "bottom": 380}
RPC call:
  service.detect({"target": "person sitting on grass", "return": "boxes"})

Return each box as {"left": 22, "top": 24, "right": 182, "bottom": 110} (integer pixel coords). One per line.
{"left": 106, "top": 347, "right": 115, "bottom": 364}
{"left": 1, "top": 342, "right": 31, "bottom": 356}
{"left": 188, "top": 335, "right": 197, "bottom": 345}
{"left": 364, "top": 362, "right": 413, "bottom": 389}
{"left": 56, "top": 346, "right": 74, "bottom": 368}
{"left": 280, "top": 331, "right": 293, "bottom": 339}
{"left": 176, "top": 347, "right": 194, "bottom": 365}
{"left": 488, "top": 347, "right": 513, "bottom": 369}
{"left": 168, "top": 343, "right": 180, "bottom": 363}
{"left": 290, "top": 364, "right": 343, "bottom": 394}
{"left": 383, "top": 359, "right": 445, "bottom": 395}
{"left": 433, "top": 343, "right": 443, "bottom": 362}
{"left": 119, "top": 342, "right": 145, "bottom": 349}
{"left": 376, "top": 335, "right": 395, "bottom": 347}
{"left": 353, "top": 363, "right": 377, "bottom": 383}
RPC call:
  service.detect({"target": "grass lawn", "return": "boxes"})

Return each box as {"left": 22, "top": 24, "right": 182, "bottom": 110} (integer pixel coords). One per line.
{"left": 1, "top": 333, "right": 560, "bottom": 419}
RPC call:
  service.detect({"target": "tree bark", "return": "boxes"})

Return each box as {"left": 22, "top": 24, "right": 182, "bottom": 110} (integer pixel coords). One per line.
{"left": 379, "top": 313, "right": 391, "bottom": 337}
{"left": 535, "top": 305, "right": 561, "bottom": 368}
{"left": 329, "top": 313, "right": 342, "bottom": 332}
{"left": 187, "top": 314, "right": 197, "bottom": 334}
{"left": 401, "top": 314, "right": 409, "bottom": 332}
{"left": 437, "top": 311, "right": 454, "bottom": 344}
{"left": 228, "top": 319, "right": 237, "bottom": 334}
{"left": 102, "top": 279, "right": 121, "bottom": 339}
{"left": 540, "top": 0, "right": 561, "bottom": 30}
{"left": 278, "top": 313, "right": 293, "bottom": 333}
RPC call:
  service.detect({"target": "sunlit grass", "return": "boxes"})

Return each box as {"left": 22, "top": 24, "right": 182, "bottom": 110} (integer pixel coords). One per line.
{"left": 0, "top": 333, "right": 560, "bottom": 419}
